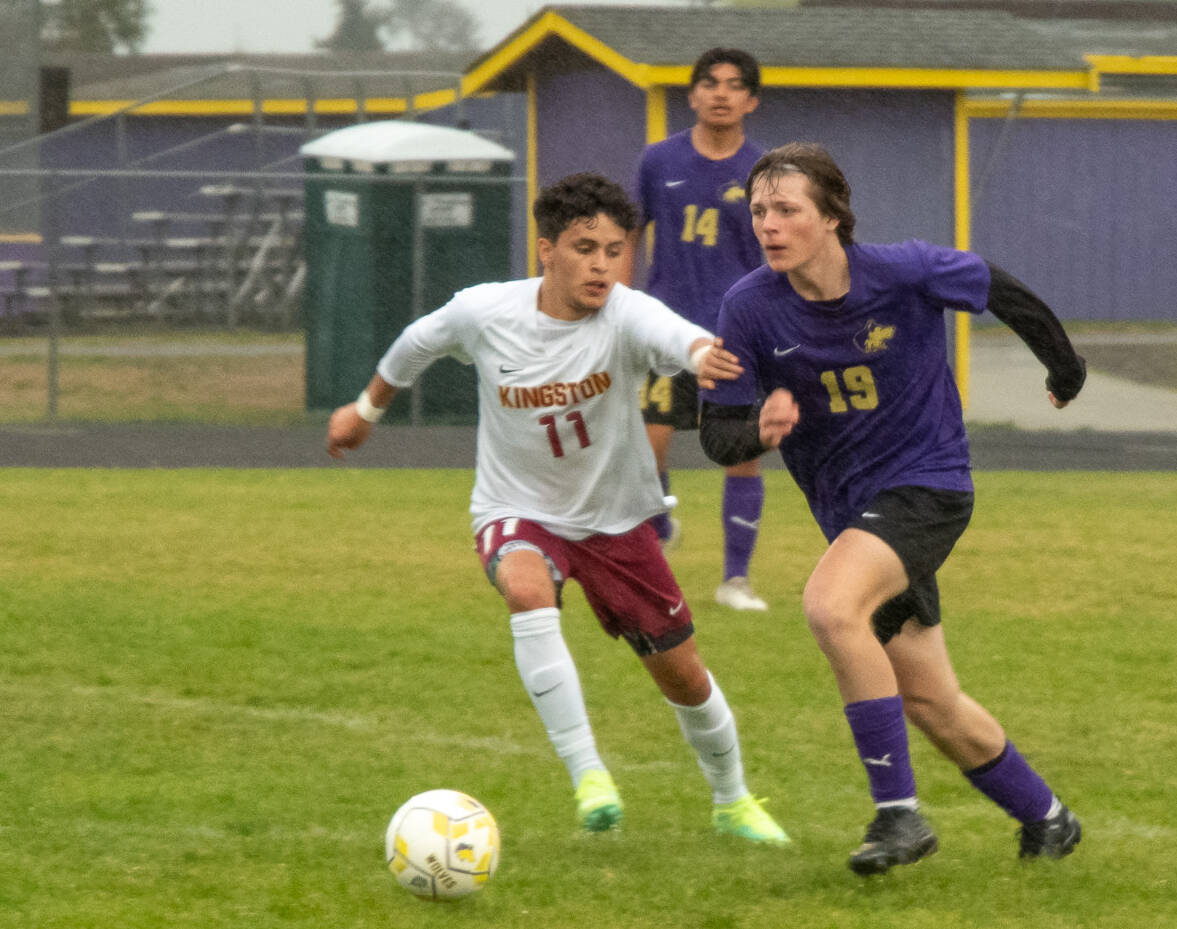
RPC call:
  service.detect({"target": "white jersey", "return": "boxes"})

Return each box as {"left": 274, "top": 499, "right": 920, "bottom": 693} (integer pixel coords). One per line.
{"left": 376, "top": 278, "right": 710, "bottom": 539}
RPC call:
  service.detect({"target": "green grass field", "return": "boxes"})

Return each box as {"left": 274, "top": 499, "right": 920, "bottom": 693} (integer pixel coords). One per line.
{"left": 2, "top": 468, "right": 1175, "bottom": 929}
{"left": 0, "top": 331, "right": 306, "bottom": 424}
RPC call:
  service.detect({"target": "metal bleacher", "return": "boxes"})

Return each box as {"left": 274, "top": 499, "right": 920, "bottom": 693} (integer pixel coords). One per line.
{"left": 0, "top": 63, "right": 465, "bottom": 331}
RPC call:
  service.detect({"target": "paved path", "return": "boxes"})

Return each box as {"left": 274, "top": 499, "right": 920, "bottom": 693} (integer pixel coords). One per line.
{"left": 0, "top": 421, "right": 1174, "bottom": 471}
{"left": 1, "top": 330, "right": 1174, "bottom": 470}
{"left": 965, "top": 330, "right": 1177, "bottom": 433}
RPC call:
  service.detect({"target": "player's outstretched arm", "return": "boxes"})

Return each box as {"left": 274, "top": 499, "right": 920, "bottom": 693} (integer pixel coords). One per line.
{"left": 984, "top": 262, "right": 1086, "bottom": 408}
{"left": 691, "top": 337, "right": 744, "bottom": 390}
{"left": 326, "top": 375, "right": 398, "bottom": 460}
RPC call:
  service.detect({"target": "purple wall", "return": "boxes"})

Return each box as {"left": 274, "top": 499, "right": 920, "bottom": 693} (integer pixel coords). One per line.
{"left": 536, "top": 74, "right": 956, "bottom": 262}
{"left": 667, "top": 87, "right": 956, "bottom": 248}
{"left": 970, "top": 116, "right": 1177, "bottom": 322}
{"left": 537, "top": 69, "right": 646, "bottom": 190}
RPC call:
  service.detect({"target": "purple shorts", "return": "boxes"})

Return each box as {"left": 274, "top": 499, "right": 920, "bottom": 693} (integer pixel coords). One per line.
{"left": 476, "top": 518, "right": 694, "bottom": 656}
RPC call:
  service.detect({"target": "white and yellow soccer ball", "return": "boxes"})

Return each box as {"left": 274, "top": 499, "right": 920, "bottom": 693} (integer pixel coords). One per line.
{"left": 385, "top": 789, "right": 500, "bottom": 901}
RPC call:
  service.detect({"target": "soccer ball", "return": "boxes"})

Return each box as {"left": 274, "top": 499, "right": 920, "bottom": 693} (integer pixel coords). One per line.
{"left": 385, "top": 789, "right": 500, "bottom": 901}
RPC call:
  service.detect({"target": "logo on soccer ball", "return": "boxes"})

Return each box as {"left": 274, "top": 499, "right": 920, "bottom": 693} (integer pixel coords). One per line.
{"left": 385, "top": 789, "right": 500, "bottom": 902}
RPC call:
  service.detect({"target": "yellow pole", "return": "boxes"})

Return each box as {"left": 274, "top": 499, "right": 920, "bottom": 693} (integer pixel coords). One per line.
{"left": 526, "top": 73, "right": 539, "bottom": 277}
{"left": 953, "top": 92, "right": 972, "bottom": 409}
{"left": 643, "top": 86, "right": 668, "bottom": 261}
{"left": 646, "top": 85, "right": 667, "bottom": 144}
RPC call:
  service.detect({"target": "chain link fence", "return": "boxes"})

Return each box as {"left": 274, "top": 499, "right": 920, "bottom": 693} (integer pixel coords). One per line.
{"left": 0, "top": 60, "right": 527, "bottom": 425}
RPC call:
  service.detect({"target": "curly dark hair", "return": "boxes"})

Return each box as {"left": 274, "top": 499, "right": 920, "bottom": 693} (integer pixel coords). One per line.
{"left": 744, "top": 142, "right": 856, "bottom": 245}
{"left": 532, "top": 173, "right": 640, "bottom": 242}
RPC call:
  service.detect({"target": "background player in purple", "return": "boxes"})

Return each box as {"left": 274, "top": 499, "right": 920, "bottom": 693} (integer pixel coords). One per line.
{"left": 326, "top": 173, "right": 787, "bottom": 845}
{"left": 630, "top": 47, "right": 770, "bottom": 612}
{"left": 700, "top": 142, "right": 1086, "bottom": 875}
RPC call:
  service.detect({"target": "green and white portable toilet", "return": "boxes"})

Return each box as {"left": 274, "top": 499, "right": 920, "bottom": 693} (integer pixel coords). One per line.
{"left": 301, "top": 120, "right": 515, "bottom": 421}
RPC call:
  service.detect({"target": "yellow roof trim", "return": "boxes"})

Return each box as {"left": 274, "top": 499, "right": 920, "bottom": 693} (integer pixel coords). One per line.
{"left": 644, "top": 66, "right": 691, "bottom": 85}
{"left": 413, "top": 88, "right": 458, "bottom": 111}
{"left": 463, "top": 10, "right": 650, "bottom": 94}
{"left": 69, "top": 89, "right": 459, "bottom": 118}
{"left": 641, "top": 65, "right": 1089, "bottom": 91}
{"left": 1087, "top": 54, "right": 1177, "bottom": 75}
{"left": 965, "top": 97, "right": 1177, "bottom": 120}
{"left": 757, "top": 66, "right": 1090, "bottom": 90}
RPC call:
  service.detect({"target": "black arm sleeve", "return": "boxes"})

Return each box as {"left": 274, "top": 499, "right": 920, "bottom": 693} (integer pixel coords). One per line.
{"left": 985, "top": 262, "right": 1087, "bottom": 402}
{"left": 699, "top": 402, "right": 767, "bottom": 467}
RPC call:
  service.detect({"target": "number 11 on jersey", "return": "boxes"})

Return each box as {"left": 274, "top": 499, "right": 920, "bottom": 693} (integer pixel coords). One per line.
{"left": 539, "top": 411, "right": 591, "bottom": 458}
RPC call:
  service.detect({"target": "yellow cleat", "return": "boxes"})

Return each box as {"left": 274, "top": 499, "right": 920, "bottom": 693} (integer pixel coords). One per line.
{"left": 575, "top": 769, "right": 624, "bottom": 832}
{"left": 713, "top": 794, "right": 790, "bottom": 845}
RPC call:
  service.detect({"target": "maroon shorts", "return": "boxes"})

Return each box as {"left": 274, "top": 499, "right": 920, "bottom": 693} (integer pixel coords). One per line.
{"left": 475, "top": 517, "right": 694, "bottom": 656}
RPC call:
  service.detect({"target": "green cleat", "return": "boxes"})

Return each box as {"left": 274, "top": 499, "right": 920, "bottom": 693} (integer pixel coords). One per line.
{"left": 575, "top": 769, "right": 624, "bottom": 832}
{"left": 713, "top": 794, "right": 791, "bottom": 845}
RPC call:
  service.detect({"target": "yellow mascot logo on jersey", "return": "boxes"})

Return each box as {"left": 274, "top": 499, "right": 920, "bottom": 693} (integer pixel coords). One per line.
{"left": 721, "top": 182, "right": 746, "bottom": 202}
{"left": 855, "top": 320, "right": 896, "bottom": 355}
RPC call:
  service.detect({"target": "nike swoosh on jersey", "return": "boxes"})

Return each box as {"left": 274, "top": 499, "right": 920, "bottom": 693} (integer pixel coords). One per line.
{"left": 665, "top": 180, "right": 687, "bottom": 187}
{"left": 669, "top": 599, "right": 685, "bottom": 616}
{"left": 499, "top": 364, "right": 521, "bottom": 374}
{"left": 773, "top": 345, "right": 801, "bottom": 358}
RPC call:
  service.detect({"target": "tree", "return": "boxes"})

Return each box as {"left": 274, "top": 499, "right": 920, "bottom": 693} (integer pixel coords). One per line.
{"left": 316, "top": 0, "right": 481, "bottom": 53}
{"left": 316, "top": 0, "right": 386, "bottom": 52}
{"left": 42, "top": 0, "right": 150, "bottom": 54}
{"left": 384, "top": 0, "right": 480, "bottom": 52}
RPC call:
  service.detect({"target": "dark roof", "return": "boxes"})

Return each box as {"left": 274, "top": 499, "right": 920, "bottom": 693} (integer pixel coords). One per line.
{"left": 51, "top": 51, "right": 478, "bottom": 102}
{"left": 567, "top": 4, "right": 1176, "bottom": 68}
{"left": 468, "top": 4, "right": 1177, "bottom": 92}
{"left": 555, "top": 6, "right": 1084, "bottom": 70}
{"left": 52, "top": 7, "right": 1177, "bottom": 104}
{"left": 803, "top": 0, "right": 1177, "bottom": 18}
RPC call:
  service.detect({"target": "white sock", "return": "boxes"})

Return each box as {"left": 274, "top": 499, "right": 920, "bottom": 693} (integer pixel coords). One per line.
{"left": 510, "top": 608, "right": 604, "bottom": 787}
{"left": 669, "top": 671, "right": 748, "bottom": 804}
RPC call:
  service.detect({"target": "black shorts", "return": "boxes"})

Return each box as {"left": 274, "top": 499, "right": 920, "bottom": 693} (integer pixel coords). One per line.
{"left": 846, "top": 485, "right": 974, "bottom": 644}
{"left": 640, "top": 369, "right": 699, "bottom": 431}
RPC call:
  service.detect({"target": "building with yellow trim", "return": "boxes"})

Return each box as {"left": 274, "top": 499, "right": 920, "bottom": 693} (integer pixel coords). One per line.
{"left": 457, "top": 4, "right": 1177, "bottom": 332}
{"left": 4, "top": 6, "right": 1177, "bottom": 335}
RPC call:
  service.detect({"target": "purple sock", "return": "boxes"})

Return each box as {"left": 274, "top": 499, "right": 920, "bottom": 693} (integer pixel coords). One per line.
{"left": 651, "top": 470, "right": 672, "bottom": 540}
{"left": 965, "top": 741, "right": 1055, "bottom": 823}
{"left": 844, "top": 696, "right": 918, "bottom": 805}
{"left": 722, "top": 475, "right": 763, "bottom": 580}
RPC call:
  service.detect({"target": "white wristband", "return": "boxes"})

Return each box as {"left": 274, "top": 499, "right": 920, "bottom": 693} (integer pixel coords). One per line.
{"left": 688, "top": 342, "right": 712, "bottom": 375}
{"left": 355, "top": 389, "right": 385, "bottom": 423}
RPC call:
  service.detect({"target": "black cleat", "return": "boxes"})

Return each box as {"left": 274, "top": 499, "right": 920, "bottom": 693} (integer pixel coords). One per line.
{"left": 1018, "top": 804, "right": 1081, "bottom": 859}
{"left": 848, "top": 807, "right": 939, "bottom": 875}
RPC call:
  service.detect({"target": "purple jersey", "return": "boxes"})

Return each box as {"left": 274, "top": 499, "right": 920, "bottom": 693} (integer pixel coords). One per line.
{"left": 705, "top": 240, "right": 991, "bottom": 540}
{"left": 636, "top": 130, "right": 764, "bottom": 329}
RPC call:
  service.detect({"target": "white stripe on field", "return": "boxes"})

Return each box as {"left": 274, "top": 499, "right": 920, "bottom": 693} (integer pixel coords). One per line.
{"left": 10, "top": 681, "right": 736, "bottom": 777}
{"left": 56, "top": 682, "right": 547, "bottom": 759}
